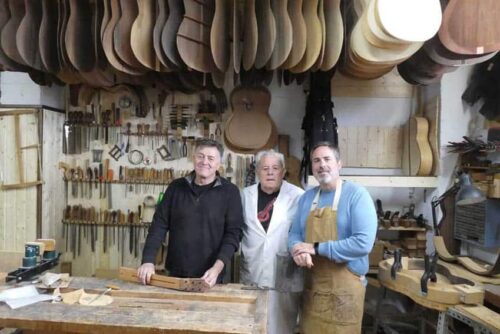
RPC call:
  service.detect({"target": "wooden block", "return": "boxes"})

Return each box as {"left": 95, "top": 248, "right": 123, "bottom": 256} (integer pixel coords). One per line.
{"left": 119, "top": 267, "right": 207, "bottom": 292}
{"left": 454, "top": 285, "right": 485, "bottom": 305}
{"left": 60, "top": 262, "right": 72, "bottom": 275}
{"left": 416, "top": 232, "right": 427, "bottom": 240}
{"left": 36, "top": 239, "right": 56, "bottom": 251}
{"left": 369, "top": 241, "right": 385, "bottom": 267}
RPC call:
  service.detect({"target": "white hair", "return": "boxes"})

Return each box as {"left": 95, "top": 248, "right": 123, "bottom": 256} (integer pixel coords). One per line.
{"left": 255, "top": 150, "right": 285, "bottom": 170}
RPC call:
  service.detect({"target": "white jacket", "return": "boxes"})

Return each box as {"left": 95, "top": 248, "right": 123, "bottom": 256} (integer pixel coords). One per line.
{"left": 240, "top": 181, "right": 304, "bottom": 288}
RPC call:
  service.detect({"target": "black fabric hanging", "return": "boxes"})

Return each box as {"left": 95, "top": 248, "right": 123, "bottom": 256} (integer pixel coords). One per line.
{"left": 462, "top": 53, "right": 500, "bottom": 121}
{"left": 300, "top": 69, "right": 338, "bottom": 184}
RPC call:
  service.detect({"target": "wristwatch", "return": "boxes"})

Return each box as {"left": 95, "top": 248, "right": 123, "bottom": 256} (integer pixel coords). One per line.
{"left": 314, "top": 242, "right": 319, "bottom": 255}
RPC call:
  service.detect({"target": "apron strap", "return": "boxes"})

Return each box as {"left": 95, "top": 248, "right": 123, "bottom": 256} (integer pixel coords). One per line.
{"left": 310, "top": 179, "right": 343, "bottom": 211}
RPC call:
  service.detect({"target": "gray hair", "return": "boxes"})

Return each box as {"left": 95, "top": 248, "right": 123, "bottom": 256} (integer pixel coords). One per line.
{"left": 195, "top": 138, "right": 224, "bottom": 160}
{"left": 310, "top": 141, "right": 341, "bottom": 161}
{"left": 255, "top": 149, "right": 285, "bottom": 170}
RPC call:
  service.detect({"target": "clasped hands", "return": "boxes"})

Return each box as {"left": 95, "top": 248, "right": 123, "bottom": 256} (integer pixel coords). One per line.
{"left": 291, "top": 242, "right": 316, "bottom": 269}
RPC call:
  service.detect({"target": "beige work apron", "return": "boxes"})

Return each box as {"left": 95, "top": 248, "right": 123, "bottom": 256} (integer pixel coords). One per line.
{"left": 300, "top": 180, "right": 366, "bottom": 334}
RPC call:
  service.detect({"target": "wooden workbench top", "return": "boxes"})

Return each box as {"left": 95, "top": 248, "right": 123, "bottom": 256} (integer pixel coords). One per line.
{"left": 0, "top": 277, "right": 268, "bottom": 334}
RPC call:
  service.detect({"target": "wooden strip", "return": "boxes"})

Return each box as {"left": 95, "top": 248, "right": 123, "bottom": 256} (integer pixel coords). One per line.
{"left": 14, "top": 115, "right": 24, "bottom": 184}
{"left": 1, "top": 180, "right": 44, "bottom": 190}
{"left": 0, "top": 109, "right": 38, "bottom": 116}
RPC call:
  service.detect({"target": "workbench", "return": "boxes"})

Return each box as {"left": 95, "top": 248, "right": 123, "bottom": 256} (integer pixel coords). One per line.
{"left": 0, "top": 277, "right": 268, "bottom": 333}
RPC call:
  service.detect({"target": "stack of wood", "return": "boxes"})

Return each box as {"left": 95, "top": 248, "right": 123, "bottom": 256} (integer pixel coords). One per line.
{"left": 401, "top": 231, "right": 426, "bottom": 258}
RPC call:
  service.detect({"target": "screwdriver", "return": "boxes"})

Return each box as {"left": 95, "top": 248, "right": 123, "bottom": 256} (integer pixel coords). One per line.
{"left": 88, "top": 284, "right": 120, "bottom": 304}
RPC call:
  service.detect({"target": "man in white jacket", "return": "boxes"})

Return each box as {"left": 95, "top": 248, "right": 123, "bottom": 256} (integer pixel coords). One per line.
{"left": 240, "top": 150, "right": 304, "bottom": 334}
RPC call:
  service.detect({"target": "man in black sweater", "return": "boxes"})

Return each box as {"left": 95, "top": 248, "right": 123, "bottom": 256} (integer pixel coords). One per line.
{"left": 137, "top": 139, "right": 243, "bottom": 288}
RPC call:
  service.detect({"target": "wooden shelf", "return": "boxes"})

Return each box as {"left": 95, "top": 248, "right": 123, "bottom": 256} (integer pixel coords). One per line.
{"left": 308, "top": 175, "right": 438, "bottom": 188}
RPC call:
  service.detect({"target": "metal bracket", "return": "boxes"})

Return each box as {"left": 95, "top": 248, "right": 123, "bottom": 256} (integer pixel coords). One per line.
{"left": 156, "top": 145, "right": 173, "bottom": 161}
{"left": 108, "top": 145, "right": 123, "bottom": 162}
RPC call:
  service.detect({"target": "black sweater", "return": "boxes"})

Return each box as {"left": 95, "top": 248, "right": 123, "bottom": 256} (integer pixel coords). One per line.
{"left": 141, "top": 173, "right": 243, "bottom": 278}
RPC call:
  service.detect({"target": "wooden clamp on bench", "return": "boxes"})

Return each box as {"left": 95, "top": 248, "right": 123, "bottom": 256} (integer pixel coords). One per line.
{"left": 119, "top": 267, "right": 208, "bottom": 292}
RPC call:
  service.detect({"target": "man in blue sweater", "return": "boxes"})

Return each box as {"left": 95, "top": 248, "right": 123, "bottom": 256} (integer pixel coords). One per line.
{"left": 288, "top": 142, "right": 377, "bottom": 334}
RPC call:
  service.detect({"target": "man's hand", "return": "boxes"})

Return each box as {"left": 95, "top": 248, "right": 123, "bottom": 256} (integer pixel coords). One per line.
{"left": 201, "top": 259, "right": 224, "bottom": 288}
{"left": 291, "top": 242, "right": 315, "bottom": 257}
{"left": 137, "top": 263, "right": 155, "bottom": 285}
{"left": 293, "top": 253, "right": 314, "bottom": 268}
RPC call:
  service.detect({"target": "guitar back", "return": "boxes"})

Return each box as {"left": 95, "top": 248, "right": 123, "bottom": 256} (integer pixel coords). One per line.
{"left": 290, "top": 0, "right": 321, "bottom": 73}
{"left": 153, "top": 0, "right": 170, "bottom": 68}
{"left": 211, "top": 0, "right": 230, "bottom": 71}
{"left": 225, "top": 86, "right": 277, "bottom": 152}
{"left": 0, "top": 0, "right": 28, "bottom": 71}
{"left": 131, "top": 0, "right": 158, "bottom": 70}
{"left": 2, "top": 0, "right": 26, "bottom": 65}
{"left": 39, "top": 0, "right": 60, "bottom": 73}
{"left": 320, "top": 0, "right": 342, "bottom": 71}
{"left": 17, "top": 0, "right": 43, "bottom": 70}
{"left": 176, "top": 0, "right": 215, "bottom": 73}
{"left": 254, "top": 0, "right": 276, "bottom": 69}
{"left": 162, "top": 0, "right": 184, "bottom": 68}
{"left": 114, "top": 0, "right": 143, "bottom": 69}
{"left": 65, "top": 0, "right": 95, "bottom": 71}
{"left": 439, "top": 0, "right": 500, "bottom": 55}
{"left": 102, "top": 0, "right": 144, "bottom": 74}
{"left": 281, "top": 0, "right": 305, "bottom": 69}
{"left": 267, "top": 0, "right": 292, "bottom": 70}
{"left": 242, "top": 0, "right": 257, "bottom": 70}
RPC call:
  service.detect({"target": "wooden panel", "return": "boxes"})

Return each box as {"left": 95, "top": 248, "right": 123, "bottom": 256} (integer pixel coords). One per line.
{"left": 0, "top": 110, "right": 38, "bottom": 254}
{"left": 0, "top": 251, "right": 23, "bottom": 272}
{"left": 331, "top": 68, "right": 413, "bottom": 98}
{"left": 338, "top": 126, "right": 403, "bottom": 168}
{"left": 41, "top": 110, "right": 65, "bottom": 240}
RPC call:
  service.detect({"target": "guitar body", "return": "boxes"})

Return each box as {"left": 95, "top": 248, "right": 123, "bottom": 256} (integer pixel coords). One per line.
{"left": 311, "top": 0, "right": 325, "bottom": 71}
{"left": 2, "top": 0, "right": 26, "bottom": 65}
{"left": 320, "top": 0, "right": 342, "bottom": 71}
{"left": 290, "top": 0, "right": 321, "bottom": 73}
{"left": 65, "top": 0, "right": 95, "bottom": 71}
{"left": 17, "top": 0, "right": 43, "bottom": 70}
{"left": 102, "top": 0, "right": 144, "bottom": 74}
{"left": 153, "top": 0, "right": 170, "bottom": 68}
{"left": 408, "top": 116, "right": 433, "bottom": 176}
{"left": 114, "top": 0, "right": 144, "bottom": 70}
{"left": 225, "top": 86, "right": 277, "bottom": 152}
{"left": 162, "top": 0, "right": 184, "bottom": 68}
{"left": 131, "top": 0, "right": 158, "bottom": 70}
{"left": 211, "top": 0, "right": 230, "bottom": 71}
{"left": 281, "top": 0, "right": 305, "bottom": 69}
{"left": 39, "top": 0, "right": 60, "bottom": 73}
{"left": 267, "top": 0, "right": 292, "bottom": 70}
{"left": 254, "top": 0, "right": 276, "bottom": 69}
{"left": 0, "top": 0, "right": 28, "bottom": 71}
{"left": 242, "top": 0, "right": 257, "bottom": 71}
{"left": 176, "top": 0, "right": 215, "bottom": 73}
{"left": 232, "top": 0, "right": 241, "bottom": 73}
{"left": 439, "top": 0, "right": 500, "bottom": 55}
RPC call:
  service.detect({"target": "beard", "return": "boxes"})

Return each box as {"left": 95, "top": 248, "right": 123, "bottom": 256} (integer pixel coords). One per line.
{"left": 316, "top": 172, "right": 333, "bottom": 185}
